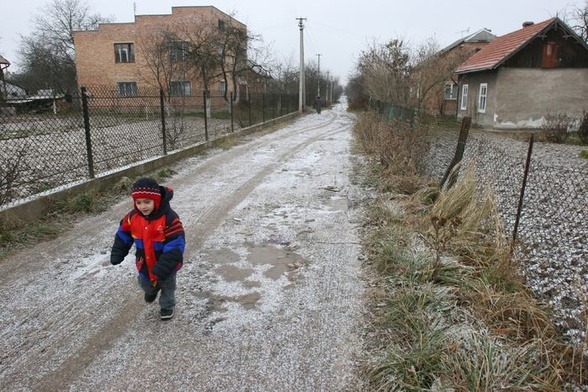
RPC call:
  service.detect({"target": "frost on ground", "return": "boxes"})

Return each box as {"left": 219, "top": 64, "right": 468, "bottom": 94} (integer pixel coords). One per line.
{"left": 0, "top": 100, "right": 369, "bottom": 391}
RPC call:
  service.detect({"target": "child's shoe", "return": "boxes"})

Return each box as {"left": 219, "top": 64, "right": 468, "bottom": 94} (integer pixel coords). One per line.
{"left": 160, "top": 308, "right": 174, "bottom": 320}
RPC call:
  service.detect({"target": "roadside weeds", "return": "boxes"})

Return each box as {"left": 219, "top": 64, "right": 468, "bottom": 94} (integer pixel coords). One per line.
{"left": 353, "top": 112, "right": 587, "bottom": 390}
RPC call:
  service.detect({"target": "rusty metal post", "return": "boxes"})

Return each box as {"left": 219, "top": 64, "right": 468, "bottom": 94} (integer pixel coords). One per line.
{"left": 230, "top": 91, "right": 234, "bottom": 133}
{"left": 81, "top": 87, "right": 95, "bottom": 179}
{"left": 512, "top": 134, "right": 534, "bottom": 251}
{"left": 203, "top": 90, "right": 209, "bottom": 141}
{"left": 440, "top": 116, "right": 471, "bottom": 190}
{"left": 160, "top": 88, "right": 167, "bottom": 155}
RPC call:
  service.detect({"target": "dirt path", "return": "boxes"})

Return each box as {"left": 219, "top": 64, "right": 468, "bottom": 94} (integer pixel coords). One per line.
{"left": 0, "top": 100, "right": 368, "bottom": 391}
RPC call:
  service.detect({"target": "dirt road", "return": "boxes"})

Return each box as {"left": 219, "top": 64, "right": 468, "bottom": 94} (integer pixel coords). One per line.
{"left": 0, "top": 100, "right": 368, "bottom": 391}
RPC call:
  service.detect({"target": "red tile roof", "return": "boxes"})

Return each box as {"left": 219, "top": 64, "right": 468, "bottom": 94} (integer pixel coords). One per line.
{"left": 455, "top": 18, "right": 556, "bottom": 74}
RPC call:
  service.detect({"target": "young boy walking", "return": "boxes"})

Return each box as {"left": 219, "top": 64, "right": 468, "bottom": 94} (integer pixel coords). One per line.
{"left": 110, "top": 177, "right": 185, "bottom": 320}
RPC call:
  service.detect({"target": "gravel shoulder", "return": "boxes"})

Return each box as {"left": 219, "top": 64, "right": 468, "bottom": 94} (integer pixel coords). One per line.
{"left": 0, "top": 100, "right": 368, "bottom": 391}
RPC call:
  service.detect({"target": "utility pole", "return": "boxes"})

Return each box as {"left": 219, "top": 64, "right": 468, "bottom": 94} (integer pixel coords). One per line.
{"left": 297, "top": 17, "right": 307, "bottom": 113}
{"left": 330, "top": 79, "right": 334, "bottom": 103}
{"left": 316, "top": 53, "right": 321, "bottom": 99}
{"left": 326, "top": 71, "right": 330, "bottom": 103}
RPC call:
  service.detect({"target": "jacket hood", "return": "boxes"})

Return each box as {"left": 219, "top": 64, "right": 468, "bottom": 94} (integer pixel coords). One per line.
{"left": 139, "top": 185, "right": 174, "bottom": 219}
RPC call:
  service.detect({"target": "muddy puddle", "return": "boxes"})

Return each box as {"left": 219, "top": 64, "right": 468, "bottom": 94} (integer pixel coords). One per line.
{"left": 204, "top": 243, "right": 307, "bottom": 311}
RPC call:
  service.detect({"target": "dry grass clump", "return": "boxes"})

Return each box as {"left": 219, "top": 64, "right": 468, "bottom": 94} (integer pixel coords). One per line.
{"left": 353, "top": 111, "right": 382, "bottom": 155}
{"left": 428, "top": 166, "right": 505, "bottom": 270}
{"left": 354, "top": 112, "right": 586, "bottom": 390}
{"left": 353, "top": 112, "right": 430, "bottom": 195}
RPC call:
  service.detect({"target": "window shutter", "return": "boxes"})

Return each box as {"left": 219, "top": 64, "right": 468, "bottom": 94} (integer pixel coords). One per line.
{"left": 542, "top": 42, "right": 559, "bottom": 69}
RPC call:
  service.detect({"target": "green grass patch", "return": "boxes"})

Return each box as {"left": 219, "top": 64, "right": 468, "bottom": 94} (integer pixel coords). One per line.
{"left": 155, "top": 168, "right": 177, "bottom": 182}
{"left": 0, "top": 171, "right": 179, "bottom": 260}
{"left": 0, "top": 217, "right": 65, "bottom": 257}
{"left": 65, "top": 192, "right": 105, "bottom": 214}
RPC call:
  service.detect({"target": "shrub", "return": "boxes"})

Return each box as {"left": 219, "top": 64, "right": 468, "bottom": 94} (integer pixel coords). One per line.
{"left": 541, "top": 113, "right": 572, "bottom": 143}
{"left": 354, "top": 112, "right": 430, "bottom": 193}
{"left": 578, "top": 111, "right": 588, "bottom": 144}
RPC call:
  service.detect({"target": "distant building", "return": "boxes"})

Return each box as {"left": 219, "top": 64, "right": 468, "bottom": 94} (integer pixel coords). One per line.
{"left": 1, "top": 81, "right": 27, "bottom": 100}
{"left": 0, "top": 55, "right": 69, "bottom": 113}
{"left": 418, "top": 29, "right": 495, "bottom": 116}
{"left": 73, "top": 6, "right": 248, "bottom": 103}
{"left": 435, "top": 29, "right": 496, "bottom": 116}
{"left": 455, "top": 18, "right": 588, "bottom": 129}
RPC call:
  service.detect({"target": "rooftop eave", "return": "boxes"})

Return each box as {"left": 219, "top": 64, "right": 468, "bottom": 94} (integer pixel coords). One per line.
{"left": 455, "top": 63, "right": 499, "bottom": 74}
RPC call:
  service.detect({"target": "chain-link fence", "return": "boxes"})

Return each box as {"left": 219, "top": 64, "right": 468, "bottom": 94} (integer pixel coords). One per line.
{"left": 424, "top": 126, "right": 588, "bottom": 341}
{"left": 371, "top": 100, "right": 419, "bottom": 123}
{"left": 0, "top": 85, "right": 297, "bottom": 208}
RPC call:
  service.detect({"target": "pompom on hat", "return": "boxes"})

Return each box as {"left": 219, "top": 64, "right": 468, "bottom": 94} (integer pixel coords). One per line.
{"left": 131, "top": 177, "right": 162, "bottom": 212}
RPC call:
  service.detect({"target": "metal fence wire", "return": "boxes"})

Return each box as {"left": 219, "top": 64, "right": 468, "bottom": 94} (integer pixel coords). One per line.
{"left": 0, "top": 85, "right": 297, "bottom": 208}
{"left": 425, "top": 127, "right": 588, "bottom": 341}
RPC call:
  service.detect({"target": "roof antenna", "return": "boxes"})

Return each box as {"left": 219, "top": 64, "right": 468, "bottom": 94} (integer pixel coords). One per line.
{"left": 456, "top": 27, "right": 471, "bottom": 38}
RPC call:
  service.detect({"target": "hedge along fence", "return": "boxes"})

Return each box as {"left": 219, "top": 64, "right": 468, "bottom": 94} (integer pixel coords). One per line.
{"left": 0, "top": 85, "right": 298, "bottom": 209}
{"left": 425, "top": 126, "right": 588, "bottom": 342}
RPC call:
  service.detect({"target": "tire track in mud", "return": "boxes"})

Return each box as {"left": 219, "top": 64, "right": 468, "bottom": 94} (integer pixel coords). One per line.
{"left": 162, "top": 111, "right": 340, "bottom": 235}
{"left": 176, "top": 114, "right": 349, "bottom": 251}
{"left": 33, "top": 294, "right": 139, "bottom": 391}
{"left": 2, "top": 110, "right": 353, "bottom": 390}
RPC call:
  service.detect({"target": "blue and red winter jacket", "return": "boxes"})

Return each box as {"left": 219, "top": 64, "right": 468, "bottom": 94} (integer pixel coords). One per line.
{"left": 110, "top": 186, "right": 185, "bottom": 281}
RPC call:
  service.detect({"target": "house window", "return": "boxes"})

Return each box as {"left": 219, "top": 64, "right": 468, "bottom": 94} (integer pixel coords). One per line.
{"left": 460, "top": 84, "right": 468, "bottom": 110}
{"left": 114, "top": 43, "right": 135, "bottom": 63}
{"left": 220, "top": 80, "right": 227, "bottom": 96}
{"left": 444, "top": 82, "right": 458, "bottom": 100}
{"left": 169, "top": 41, "right": 189, "bottom": 62}
{"left": 170, "top": 81, "right": 191, "bottom": 97}
{"left": 117, "top": 82, "right": 137, "bottom": 97}
{"left": 478, "top": 83, "right": 488, "bottom": 113}
{"left": 218, "top": 19, "right": 226, "bottom": 30}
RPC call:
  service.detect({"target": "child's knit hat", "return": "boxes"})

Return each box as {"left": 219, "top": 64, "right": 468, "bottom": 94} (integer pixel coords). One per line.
{"left": 131, "top": 177, "right": 162, "bottom": 211}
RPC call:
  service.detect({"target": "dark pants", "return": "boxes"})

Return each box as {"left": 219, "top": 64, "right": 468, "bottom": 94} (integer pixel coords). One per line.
{"left": 138, "top": 274, "right": 176, "bottom": 310}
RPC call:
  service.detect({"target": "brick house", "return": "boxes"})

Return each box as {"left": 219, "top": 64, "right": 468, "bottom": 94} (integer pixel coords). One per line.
{"left": 455, "top": 17, "right": 588, "bottom": 129}
{"left": 432, "top": 29, "right": 496, "bottom": 116}
{"left": 73, "top": 6, "right": 247, "bottom": 105}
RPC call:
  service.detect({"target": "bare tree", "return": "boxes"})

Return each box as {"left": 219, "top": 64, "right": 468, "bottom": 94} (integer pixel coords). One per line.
{"left": 269, "top": 55, "right": 299, "bottom": 96}
{"left": 217, "top": 22, "right": 252, "bottom": 102}
{"left": 410, "top": 38, "right": 442, "bottom": 112}
{"left": 346, "top": 70, "right": 368, "bottom": 110}
{"left": 138, "top": 16, "right": 263, "bottom": 105}
{"left": 135, "top": 17, "right": 223, "bottom": 123}
{"left": 570, "top": 0, "right": 588, "bottom": 42}
{"left": 0, "top": 143, "right": 31, "bottom": 207}
{"left": 137, "top": 27, "right": 196, "bottom": 95}
{"left": 32, "top": 0, "right": 105, "bottom": 61}
{"left": 353, "top": 34, "right": 477, "bottom": 116}
{"left": 412, "top": 37, "right": 476, "bottom": 115}
{"left": 357, "top": 39, "right": 412, "bottom": 107}
{"left": 17, "top": 0, "right": 112, "bottom": 93}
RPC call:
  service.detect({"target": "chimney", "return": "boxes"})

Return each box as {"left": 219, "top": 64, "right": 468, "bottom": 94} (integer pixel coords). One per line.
{"left": 522, "top": 21, "right": 534, "bottom": 28}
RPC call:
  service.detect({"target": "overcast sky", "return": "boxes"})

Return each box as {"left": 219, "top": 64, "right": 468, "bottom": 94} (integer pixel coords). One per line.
{"left": 0, "top": 0, "right": 581, "bottom": 84}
